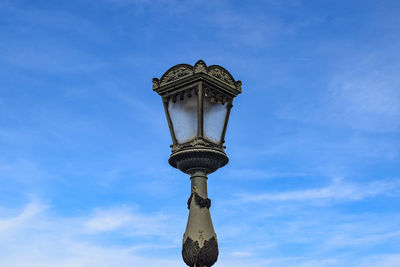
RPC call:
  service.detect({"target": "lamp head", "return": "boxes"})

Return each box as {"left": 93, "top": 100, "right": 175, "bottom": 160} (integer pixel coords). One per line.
{"left": 153, "top": 60, "right": 241, "bottom": 174}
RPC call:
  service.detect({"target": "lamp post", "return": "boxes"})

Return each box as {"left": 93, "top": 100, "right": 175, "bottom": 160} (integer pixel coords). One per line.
{"left": 153, "top": 60, "right": 241, "bottom": 267}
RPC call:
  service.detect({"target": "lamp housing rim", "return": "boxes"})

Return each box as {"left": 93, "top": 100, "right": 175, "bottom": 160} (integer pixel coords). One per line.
{"left": 168, "top": 146, "right": 229, "bottom": 175}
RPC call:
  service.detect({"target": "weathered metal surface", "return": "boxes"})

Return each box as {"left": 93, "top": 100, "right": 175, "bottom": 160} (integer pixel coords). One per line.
{"left": 153, "top": 60, "right": 242, "bottom": 97}
{"left": 187, "top": 192, "right": 211, "bottom": 210}
{"left": 169, "top": 148, "right": 228, "bottom": 174}
{"left": 182, "top": 171, "right": 218, "bottom": 267}
{"left": 153, "top": 60, "right": 241, "bottom": 267}
{"left": 182, "top": 236, "right": 218, "bottom": 267}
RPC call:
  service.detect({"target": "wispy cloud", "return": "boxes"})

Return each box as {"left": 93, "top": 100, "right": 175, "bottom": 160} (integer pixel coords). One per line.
{"left": 84, "top": 206, "right": 169, "bottom": 235}
{"left": 277, "top": 52, "right": 400, "bottom": 133}
{"left": 1, "top": 1, "right": 399, "bottom": 266}
{"left": 215, "top": 198, "right": 400, "bottom": 266}
{"left": 0, "top": 192, "right": 399, "bottom": 266}
{"left": 0, "top": 201, "right": 182, "bottom": 267}
{"left": 324, "top": 56, "right": 400, "bottom": 133}
{"left": 356, "top": 254, "right": 400, "bottom": 267}
{"left": 0, "top": 201, "right": 47, "bottom": 232}
{"left": 223, "top": 168, "right": 308, "bottom": 180}
{"left": 0, "top": 159, "right": 48, "bottom": 184}
{"left": 235, "top": 177, "right": 399, "bottom": 203}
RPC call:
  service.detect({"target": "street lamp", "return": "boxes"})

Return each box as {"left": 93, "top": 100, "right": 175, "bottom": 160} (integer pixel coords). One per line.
{"left": 153, "top": 60, "right": 241, "bottom": 267}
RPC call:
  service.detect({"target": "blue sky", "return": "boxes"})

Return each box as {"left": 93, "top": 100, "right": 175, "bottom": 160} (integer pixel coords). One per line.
{"left": 1, "top": 0, "right": 400, "bottom": 266}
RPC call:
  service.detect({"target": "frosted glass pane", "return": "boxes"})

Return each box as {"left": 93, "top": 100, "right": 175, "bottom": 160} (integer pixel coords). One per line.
{"left": 203, "top": 98, "right": 228, "bottom": 143}
{"left": 168, "top": 95, "right": 198, "bottom": 144}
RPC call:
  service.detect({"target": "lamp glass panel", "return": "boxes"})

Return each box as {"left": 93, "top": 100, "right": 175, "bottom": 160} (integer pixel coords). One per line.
{"left": 168, "top": 95, "right": 198, "bottom": 144}
{"left": 203, "top": 96, "right": 228, "bottom": 144}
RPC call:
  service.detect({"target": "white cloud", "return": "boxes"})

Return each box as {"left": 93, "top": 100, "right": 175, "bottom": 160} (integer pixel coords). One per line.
{"left": 230, "top": 251, "right": 253, "bottom": 257}
{"left": 0, "top": 201, "right": 47, "bottom": 232}
{"left": 325, "top": 58, "right": 400, "bottom": 132}
{"left": 1, "top": 244, "right": 181, "bottom": 267}
{"left": 0, "top": 201, "right": 182, "bottom": 267}
{"left": 357, "top": 254, "right": 400, "bottom": 267}
{"left": 224, "top": 168, "right": 307, "bottom": 180}
{"left": 1, "top": 199, "right": 399, "bottom": 267}
{"left": 84, "top": 206, "right": 168, "bottom": 235}
{"left": 85, "top": 208, "right": 133, "bottom": 232}
{"left": 277, "top": 52, "right": 400, "bottom": 133}
{"left": 235, "top": 177, "right": 399, "bottom": 203}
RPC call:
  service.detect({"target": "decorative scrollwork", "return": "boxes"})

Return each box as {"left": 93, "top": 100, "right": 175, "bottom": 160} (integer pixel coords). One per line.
{"left": 171, "top": 138, "right": 216, "bottom": 153}
{"left": 204, "top": 87, "right": 228, "bottom": 104}
{"left": 153, "top": 60, "right": 242, "bottom": 95}
{"left": 182, "top": 236, "right": 218, "bottom": 267}
{"left": 208, "top": 66, "right": 235, "bottom": 85}
{"left": 182, "top": 237, "right": 200, "bottom": 266}
{"left": 160, "top": 64, "right": 193, "bottom": 86}
{"left": 187, "top": 192, "right": 211, "bottom": 209}
{"left": 198, "top": 237, "right": 218, "bottom": 266}
{"left": 190, "top": 138, "right": 214, "bottom": 148}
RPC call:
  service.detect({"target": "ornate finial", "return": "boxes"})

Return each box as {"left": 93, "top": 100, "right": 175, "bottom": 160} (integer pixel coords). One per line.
{"left": 235, "top": 80, "right": 242, "bottom": 92}
{"left": 194, "top": 60, "right": 207, "bottom": 73}
{"left": 152, "top": 78, "right": 160, "bottom": 89}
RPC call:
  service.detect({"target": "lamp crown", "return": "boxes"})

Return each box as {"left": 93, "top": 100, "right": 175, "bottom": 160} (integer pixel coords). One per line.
{"left": 153, "top": 60, "right": 242, "bottom": 97}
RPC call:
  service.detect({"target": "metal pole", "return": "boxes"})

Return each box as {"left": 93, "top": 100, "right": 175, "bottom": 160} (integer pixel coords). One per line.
{"left": 182, "top": 170, "right": 218, "bottom": 266}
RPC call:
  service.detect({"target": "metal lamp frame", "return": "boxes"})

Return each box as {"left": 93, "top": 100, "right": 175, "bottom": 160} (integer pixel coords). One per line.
{"left": 153, "top": 60, "right": 241, "bottom": 267}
